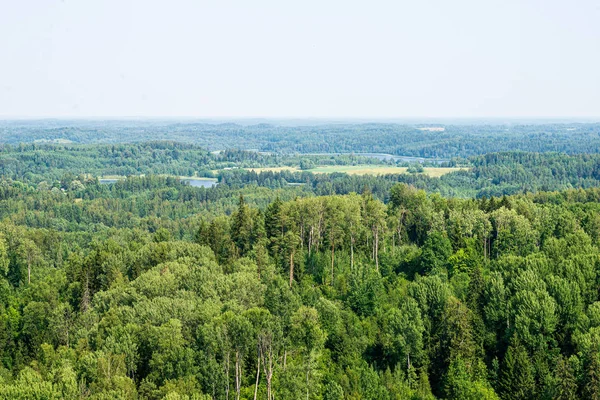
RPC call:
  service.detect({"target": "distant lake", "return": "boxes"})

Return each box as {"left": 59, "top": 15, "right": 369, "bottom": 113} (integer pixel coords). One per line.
{"left": 99, "top": 179, "right": 119, "bottom": 184}
{"left": 182, "top": 178, "right": 218, "bottom": 188}
{"left": 99, "top": 177, "right": 218, "bottom": 188}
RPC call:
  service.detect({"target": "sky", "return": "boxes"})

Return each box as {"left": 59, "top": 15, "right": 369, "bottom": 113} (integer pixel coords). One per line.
{"left": 0, "top": 0, "right": 599, "bottom": 119}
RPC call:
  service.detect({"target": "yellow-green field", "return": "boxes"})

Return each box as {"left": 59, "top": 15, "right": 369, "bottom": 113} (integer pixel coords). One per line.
{"left": 420, "top": 167, "right": 468, "bottom": 178}
{"left": 99, "top": 167, "right": 466, "bottom": 181}
{"left": 245, "top": 165, "right": 466, "bottom": 177}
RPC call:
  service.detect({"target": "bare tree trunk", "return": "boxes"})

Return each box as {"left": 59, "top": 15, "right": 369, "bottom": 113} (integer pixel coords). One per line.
{"left": 372, "top": 232, "right": 375, "bottom": 260}
{"left": 81, "top": 274, "right": 90, "bottom": 313}
{"left": 331, "top": 236, "right": 335, "bottom": 285}
{"left": 350, "top": 235, "right": 354, "bottom": 271}
{"left": 318, "top": 210, "right": 324, "bottom": 249}
{"left": 289, "top": 251, "right": 294, "bottom": 287}
{"left": 235, "top": 351, "right": 241, "bottom": 400}
{"left": 483, "top": 236, "right": 486, "bottom": 260}
{"left": 225, "top": 352, "right": 231, "bottom": 400}
{"left": 267, "top": 349, "right": 273, "bottom": 400}
{"left": 374, "top": 227, "right": 379, "bottom": 272}
{"left": 261, "top": 340, "right": 274, "bottom": 400}
{"left": 306, "top": 366, "right": 310, "bottom": 400}
{"left": 254, "top": 346, "right": 261, "bottom": 400}
{"left": 398, "top": 211, "right": 405, "bottom": 246}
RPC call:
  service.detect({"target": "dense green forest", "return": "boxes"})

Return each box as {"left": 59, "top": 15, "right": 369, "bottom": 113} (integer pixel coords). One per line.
{"left": 2, "top": 166, "right": 600, "bottom": 398}
{"left": 3, "top": 142, "right": 600, "bottom": 199}
{"left": 2, "top": 120, "right": 600, "bottom": 157}
{"left": 0, "top": 142, "right": 392, "bottom": 183}
{"left": 3, "top": 132, "right": 600, "bottom": 398}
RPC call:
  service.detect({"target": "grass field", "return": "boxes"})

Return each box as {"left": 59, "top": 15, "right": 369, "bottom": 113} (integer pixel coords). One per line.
{"left": 421, "top": 167, "right": 467, "bottom": 177}
{"left": 244, "top": 165, "right": 466, "bottom": 177}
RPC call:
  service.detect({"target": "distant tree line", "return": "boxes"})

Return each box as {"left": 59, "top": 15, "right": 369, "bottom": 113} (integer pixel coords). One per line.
{"left": 2, "top": 120, "right": 600, "bottom": 157}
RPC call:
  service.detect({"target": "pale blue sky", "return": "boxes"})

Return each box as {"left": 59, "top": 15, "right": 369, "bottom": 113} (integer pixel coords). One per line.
{"left": 1, "top": 0, "right": 599, "bottom": 118}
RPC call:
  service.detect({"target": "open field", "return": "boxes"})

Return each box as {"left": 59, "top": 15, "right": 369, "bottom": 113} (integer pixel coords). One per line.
{"left": 307, "top": 165, "right": 466, "bottom": 176}
{"left": 245, "top": 165, "right": 466, "bottom": 176}
{"left": 98, "top": 167, "right": 465, "bottom": 182}
{"left": 420, "top": 167, "right": 467, "bottom": 177}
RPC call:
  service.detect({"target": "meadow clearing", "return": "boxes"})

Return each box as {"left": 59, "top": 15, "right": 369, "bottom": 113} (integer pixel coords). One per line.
{"left": 245, "top": 165, "right": 466, "bottom": 176}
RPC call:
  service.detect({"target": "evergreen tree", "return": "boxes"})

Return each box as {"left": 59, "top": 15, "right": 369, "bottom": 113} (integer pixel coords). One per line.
{"left": 231, "top": 195, "right": 253, "bottom": 256}
{"left": 586, "top": 349, "right": 600, "bottom": 400}
{"left": 553, "top": 355, "right": 578, "bottom": 400}
{"left": 499, "top": 340, "right": 535, "bottom": 400}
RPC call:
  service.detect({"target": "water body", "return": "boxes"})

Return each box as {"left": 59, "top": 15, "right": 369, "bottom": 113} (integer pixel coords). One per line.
{"left": 99, "top": 179, "right": 119, "bottom": 184}
{"left": 182, "top": 178, "right": 218, "bottom": 188}
{"left": 99, "top": 177, "right": 218, "bottom": 188}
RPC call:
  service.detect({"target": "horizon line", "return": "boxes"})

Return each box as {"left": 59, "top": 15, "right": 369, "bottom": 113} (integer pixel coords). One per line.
{"left": 1, "top": 115, "right": 600, "bottom": 122}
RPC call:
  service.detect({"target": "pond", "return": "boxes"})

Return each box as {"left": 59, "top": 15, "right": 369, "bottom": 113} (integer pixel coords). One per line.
{"left": 181, "top": 178, "right": 218, "bottom": 188}
{"left": 99, "top": 179, "right": 119, "bottom": 184}
{"left": 99, "top": 177, "right": 218, "bottom": 188}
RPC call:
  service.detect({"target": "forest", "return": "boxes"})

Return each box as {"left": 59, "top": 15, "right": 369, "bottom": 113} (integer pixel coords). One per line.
{"left": 2, "top": 131, "right": 600, "bottom": 398}
{"left": 1, "top": 161, "right": 600, "bottom": 398}
{"left": 3, "top": 142, "right": 600, "bottom": 199}
{"left": 2, "top": 120, "right": 600, "bottom": 157}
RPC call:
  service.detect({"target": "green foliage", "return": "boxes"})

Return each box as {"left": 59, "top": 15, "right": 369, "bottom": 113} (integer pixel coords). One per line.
{"left": 445, "top": 358, "right": 499, "bottom": 400}
{"left": 382, "top": 297, "right": 425, "bottom": 369}
{"left": 499, "top": 340, "right": 535, "bottom": 399}
{"left": 0, "top": 163, "right": 599, "bottom": 398}
{"left": 5, "top": 121, "right": 600, "bottom": 160}
{"left": 408, "top": 163, "right": 425, "bottom": 174}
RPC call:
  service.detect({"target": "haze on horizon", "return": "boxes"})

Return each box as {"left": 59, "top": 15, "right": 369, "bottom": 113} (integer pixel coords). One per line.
{"left": 1, "top": 0, "right": 599, "bottom": 119}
